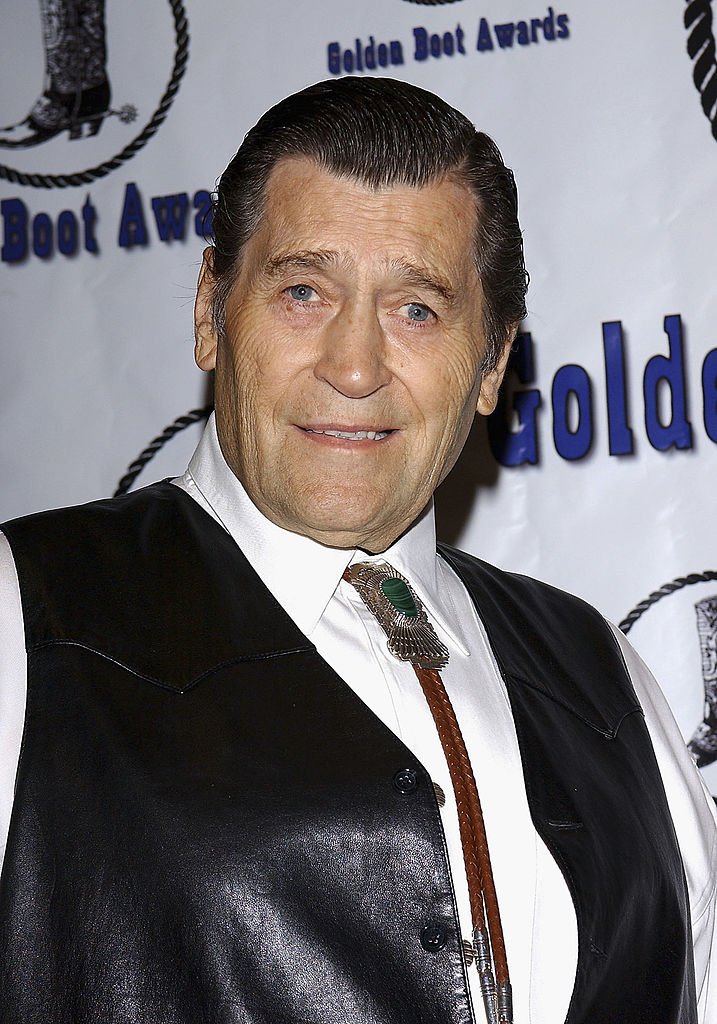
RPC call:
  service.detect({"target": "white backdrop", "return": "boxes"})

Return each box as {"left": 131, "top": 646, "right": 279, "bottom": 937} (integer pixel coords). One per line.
{"left": 2, "top": 0, "right": 716, "bottom": 791}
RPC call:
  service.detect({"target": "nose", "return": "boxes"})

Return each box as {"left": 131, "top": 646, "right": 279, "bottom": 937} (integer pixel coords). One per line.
{"left": 313, "top": 303, "right": 392, "bottom": 399}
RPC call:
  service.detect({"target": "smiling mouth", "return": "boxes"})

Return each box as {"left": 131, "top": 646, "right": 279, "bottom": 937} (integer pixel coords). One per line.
{"left": 303, "top": 428, "right": 392, "bottom": 441}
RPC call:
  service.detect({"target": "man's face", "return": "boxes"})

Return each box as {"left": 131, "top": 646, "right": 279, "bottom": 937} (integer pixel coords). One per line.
{"left": 195, "top": 158, "right": 511, "bottom": 552}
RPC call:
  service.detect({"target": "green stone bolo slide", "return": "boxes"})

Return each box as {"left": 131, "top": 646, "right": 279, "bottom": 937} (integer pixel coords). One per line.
{"left": 343, "top": 561, "right": 449, "bottom": 670}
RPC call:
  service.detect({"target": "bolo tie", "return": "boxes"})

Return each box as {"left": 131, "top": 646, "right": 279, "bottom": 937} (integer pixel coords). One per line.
{"left": 343, "top": 560, "right": 513, "bottom": 1024}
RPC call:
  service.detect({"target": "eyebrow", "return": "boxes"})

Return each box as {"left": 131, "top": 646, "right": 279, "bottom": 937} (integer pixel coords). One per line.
{"left": 259, "top": 249, "right": 457, "bottom": 305}
{"left": 261, "top": 249, "right": 342, "bottom": 279}
{"left": 382, "top": 258, "right": 457, "bottom": 305}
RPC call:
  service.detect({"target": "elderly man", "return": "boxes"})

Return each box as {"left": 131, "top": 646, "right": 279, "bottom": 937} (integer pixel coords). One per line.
{"left": 0, "top": 78, "right": 715, "bottom": 1024}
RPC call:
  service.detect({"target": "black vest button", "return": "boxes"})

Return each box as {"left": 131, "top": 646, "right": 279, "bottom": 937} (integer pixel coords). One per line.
{"left": 393, "top": 767, "right": 418, "bottom": 794}
{"left": 420, "top": 922, "right": 448, "bottom": 952}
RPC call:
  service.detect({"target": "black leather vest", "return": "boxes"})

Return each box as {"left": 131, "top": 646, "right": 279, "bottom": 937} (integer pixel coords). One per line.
{"left": 0, "top": 483, "right": 696, "bottom": 1023}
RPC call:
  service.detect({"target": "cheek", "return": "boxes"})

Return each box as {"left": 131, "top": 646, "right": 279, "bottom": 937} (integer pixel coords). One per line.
{"left": 219, "top": 325, "right": 286, "bottom": 410}
{"left": 229, "top": 351, "right": 319, "bottom": 464}
{"left": 414, "top": 350, "right": 482, "bottom": 432}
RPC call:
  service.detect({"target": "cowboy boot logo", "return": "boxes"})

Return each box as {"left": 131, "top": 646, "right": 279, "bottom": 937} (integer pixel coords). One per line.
{"left": 688, "top": 596, "right": 717, "bottom": 767}
{"left": 0, "top": 0, "right": 187, "bottom": 188}
{"left": 0, "top": 0, "right": 137, "bottom": 149}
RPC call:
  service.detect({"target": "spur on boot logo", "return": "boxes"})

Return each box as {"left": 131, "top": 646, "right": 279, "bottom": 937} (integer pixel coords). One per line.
{"left": 0, "top": 0, "right": 189, "bottom": 189}
{"left": 684, "top": 0, "right": 717, "bottom": 140}
{"left": 621, "top": 571, "right": 717, "bottom": 778}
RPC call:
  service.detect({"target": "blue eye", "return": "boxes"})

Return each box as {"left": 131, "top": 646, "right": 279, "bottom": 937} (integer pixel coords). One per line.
{"left": 405, "top": 302, "right": 431, "bottom": 322}
{"left": 288, "top": 284, "right": 316, "bottom": 302}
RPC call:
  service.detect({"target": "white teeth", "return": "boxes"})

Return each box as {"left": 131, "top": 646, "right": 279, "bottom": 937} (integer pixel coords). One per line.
{"left": 308, "top": 428, "right": 389, "bottom": 440}
{"left": 324, "top": 429, "right": 371, "bottom": 440}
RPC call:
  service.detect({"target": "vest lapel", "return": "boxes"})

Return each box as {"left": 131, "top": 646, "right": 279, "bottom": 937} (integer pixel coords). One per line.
{"left": 440, "top": 544, "right": 697, "bottom": 1024}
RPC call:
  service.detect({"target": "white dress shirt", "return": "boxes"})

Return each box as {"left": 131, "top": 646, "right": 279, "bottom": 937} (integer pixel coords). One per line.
{"left": 1, "top": 415, "right": 716, "bottom": 1022}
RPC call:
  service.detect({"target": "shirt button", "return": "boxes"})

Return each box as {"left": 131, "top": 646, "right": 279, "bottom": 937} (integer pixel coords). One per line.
{"left": 393, "top": 767, "right": 418, "bottom": 794}
{"left": 421, "top": 922, "right": 448, "bottom": 952}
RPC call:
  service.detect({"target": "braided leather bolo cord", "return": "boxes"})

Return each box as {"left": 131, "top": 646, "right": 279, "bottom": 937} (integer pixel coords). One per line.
{"left": 341, "top": 565, "right": 512, "bottom": 1023}
{"left": 415, "top": 666, "right": 512, "bottom": 1024}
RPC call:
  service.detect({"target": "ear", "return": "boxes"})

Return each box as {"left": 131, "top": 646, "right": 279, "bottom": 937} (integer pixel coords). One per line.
{"left": 476, "top": 329, "right": 517, "bottom": 416}
{"left": 194, "top": 246, "right": 218, "bottom": 372}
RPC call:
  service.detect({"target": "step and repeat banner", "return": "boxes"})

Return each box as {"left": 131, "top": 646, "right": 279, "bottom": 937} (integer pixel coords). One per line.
{"left": 1, "top": 0, "right": 716, "bottom": 791}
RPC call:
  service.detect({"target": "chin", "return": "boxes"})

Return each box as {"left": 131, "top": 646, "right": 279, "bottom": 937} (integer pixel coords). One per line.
{"left": 298, "top": 505, "right": 409, "bottom": 552}
{"left": 279, "top": 499, "right": 382, "bottom": 546}
{"left": 269, "top": 476, "right": 413, "bottom": 545}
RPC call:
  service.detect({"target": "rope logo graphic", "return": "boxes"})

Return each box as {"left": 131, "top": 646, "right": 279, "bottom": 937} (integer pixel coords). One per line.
{"left": 685, "top": 0, "right": 717, "bottom": 140}
{"left": 115, "top": 406, "right": 213, "bottom": 496}
{"left": 0, "top": 0, "right": 188, "bottom": 189}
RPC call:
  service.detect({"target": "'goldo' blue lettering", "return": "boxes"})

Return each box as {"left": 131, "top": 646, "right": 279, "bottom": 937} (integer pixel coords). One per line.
{"left": 552, "top": 364, "right": 593, "bottom": 460}
{"left": 487, "top": 333, "right": 541, "bottom": 466}
{"left": 701, "top": 348, "right": 717, "bottom": 443}
{"left": 643, "top": 314, "right": 693, "bottom": 451}
{"left": 602, "top": 320, "right": 634, "bottom": 455}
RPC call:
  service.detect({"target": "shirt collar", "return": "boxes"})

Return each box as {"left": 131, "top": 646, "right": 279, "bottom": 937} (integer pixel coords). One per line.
{"left": 180, "top": 414, "right": 469, "bottom": 653}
